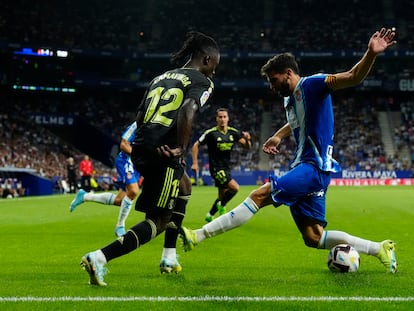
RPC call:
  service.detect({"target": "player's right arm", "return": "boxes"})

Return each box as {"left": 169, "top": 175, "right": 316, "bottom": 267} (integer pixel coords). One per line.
{"left": 263, "top": 122, "right": 292, "bottom": 155}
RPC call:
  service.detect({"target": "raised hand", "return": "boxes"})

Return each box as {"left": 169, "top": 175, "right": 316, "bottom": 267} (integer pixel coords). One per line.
{"left": 368, "top": 27, "right": 397, "bottom": 54}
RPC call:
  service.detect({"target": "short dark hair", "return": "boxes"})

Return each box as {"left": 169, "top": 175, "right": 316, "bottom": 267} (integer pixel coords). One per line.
{"left": 171, "top": 31, "right": 219, "bottom": 64}
{"left": 260, "top": 52, "right": 299, "bottom": 76}
{"left": 216, "top": 107, "right": 229, "bottom": 115}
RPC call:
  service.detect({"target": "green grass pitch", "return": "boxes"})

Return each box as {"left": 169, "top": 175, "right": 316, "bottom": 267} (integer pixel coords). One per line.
{"left": 0, "top": 185, "right": 413, "bottom": 310}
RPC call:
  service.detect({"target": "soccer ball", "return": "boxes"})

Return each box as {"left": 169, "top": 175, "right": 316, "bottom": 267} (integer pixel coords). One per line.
{"left": 327, "top": 244, "right": 360, "bottom": 273}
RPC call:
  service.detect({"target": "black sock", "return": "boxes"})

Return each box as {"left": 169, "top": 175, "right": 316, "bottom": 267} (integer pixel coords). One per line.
{"left": 221, "top": 190, "right": 237, "bottom": 207}
{"left": 209, "top": 198, "right": 221, "bottom": 215}
{"left": 101, "top": 220, "right": 154, "bottom": 262}
{"left": 164, "top": 197, "right": 187, "bottom": 248}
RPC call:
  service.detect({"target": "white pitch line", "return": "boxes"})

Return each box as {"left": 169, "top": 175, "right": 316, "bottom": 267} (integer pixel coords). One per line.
{"left": 1, "top": 296, "right": 414, "bottom": 302}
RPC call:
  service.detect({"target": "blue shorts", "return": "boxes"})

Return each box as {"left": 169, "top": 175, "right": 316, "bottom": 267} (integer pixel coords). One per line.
{"left": 115, "top": 154, "right": 140, "bottom": 191}
{"left": 269, "top": 163, "right": 331, "bottom": 228}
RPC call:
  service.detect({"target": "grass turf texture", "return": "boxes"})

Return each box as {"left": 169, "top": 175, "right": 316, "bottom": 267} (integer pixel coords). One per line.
{"left": 0, "top": 185, "right": 413, "bottom": 310}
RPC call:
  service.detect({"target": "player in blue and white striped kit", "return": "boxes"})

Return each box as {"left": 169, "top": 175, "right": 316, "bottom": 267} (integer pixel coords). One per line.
{"left": 180, "top": 27, "right": 398, "bottom": 273}
{"left": 70, "top": 121, "right": 140, "bottom": 237}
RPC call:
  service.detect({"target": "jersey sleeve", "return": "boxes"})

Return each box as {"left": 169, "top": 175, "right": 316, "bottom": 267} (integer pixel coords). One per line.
{"left": 197, "top": 131, "right": 208, "bottom": 145}
{"left": 305, "top": 74, "right": 330, "bottom": 94}
{"left": 226, "top": 127, "right": 241, "bottom": 142}
{"left": 121, "top": 121, "right": 137, "bottom": 142}
{"left": 186, "top": 75, "right": 215, "bottom": 108}
{"left": 234, "top": 128, "right": 243, "bottom": 141}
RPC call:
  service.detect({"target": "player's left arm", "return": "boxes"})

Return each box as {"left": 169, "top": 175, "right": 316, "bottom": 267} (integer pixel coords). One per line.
{"left": 157, "top": 98, "right": 198, "bottom": 159}
{"left": 326, "top": 27, "right": 396, "bottom": 91}
{"left": 238, "top": 131, "right": 252, "bottom": 149}
{"left": 178, "top": 98, "right": 198, "bottom": 150}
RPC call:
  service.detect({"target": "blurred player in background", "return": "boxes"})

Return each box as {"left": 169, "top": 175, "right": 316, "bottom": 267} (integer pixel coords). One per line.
{"left": 80, "top": 31, "right": 220, "bottom": 286}
{"left": 70, "top": 121, "right": 140, "bottom": 237}
{"left": 180, "top": 27, "right": 398, "bottom": 273}
{"left": 191, "top": 108, "right": 251, "bottom": 222}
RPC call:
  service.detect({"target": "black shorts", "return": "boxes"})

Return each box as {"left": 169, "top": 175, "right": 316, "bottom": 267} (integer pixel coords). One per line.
{"left": 211, "top": 168, "right": 232, "bottom": 187}
{"left": 132, "top": 146, "right": 184, "bottom": 213}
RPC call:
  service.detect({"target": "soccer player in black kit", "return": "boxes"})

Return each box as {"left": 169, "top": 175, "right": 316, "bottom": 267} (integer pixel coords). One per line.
{"left": 191, "top": 108, "right": 252, "bottom": 222}
{"left": 80, "top": 31, "right": 220, "bottom": 286}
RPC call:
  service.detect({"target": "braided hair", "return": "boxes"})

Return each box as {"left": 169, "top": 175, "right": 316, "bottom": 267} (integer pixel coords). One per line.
{"left": 171, "top": 31, "right": 219, "bottom": 64}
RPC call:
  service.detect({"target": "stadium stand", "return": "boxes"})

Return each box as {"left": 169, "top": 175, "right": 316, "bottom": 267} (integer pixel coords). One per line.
{"left": 0, "top": 0, "right": 413, "bottom": 195}
{"left": 1, "top": 0, "right": 413, "bottom": 51}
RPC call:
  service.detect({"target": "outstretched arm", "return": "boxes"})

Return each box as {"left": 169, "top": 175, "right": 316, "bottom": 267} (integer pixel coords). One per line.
{"left": 326, "top": 27, "right": 396, "bottom": 90}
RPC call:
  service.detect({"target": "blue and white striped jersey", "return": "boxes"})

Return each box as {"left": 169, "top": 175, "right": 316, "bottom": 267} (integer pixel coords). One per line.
{"left": 283, "top": 74, "right": 340, "bottom": 173}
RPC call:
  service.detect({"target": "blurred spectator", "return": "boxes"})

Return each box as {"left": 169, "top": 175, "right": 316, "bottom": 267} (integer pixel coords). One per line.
{"left": 0, "top": 178, "right": 25, "bottom": 198}
{"left": 79, "top": 155, "right": 93, "bottom": 192}
{"left": 66, "top": 156, "right": 77, "bottom": 193}
{"left": 0, "top": 0, "right": 413, "bottom": 186}
{"left": 1, "top": 0, "right": 412, "bottom": 53}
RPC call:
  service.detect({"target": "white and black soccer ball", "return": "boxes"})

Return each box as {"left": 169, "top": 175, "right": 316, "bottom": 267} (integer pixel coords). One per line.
{"left": 327, "top": 244, "right": 360, "bottom": 273}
